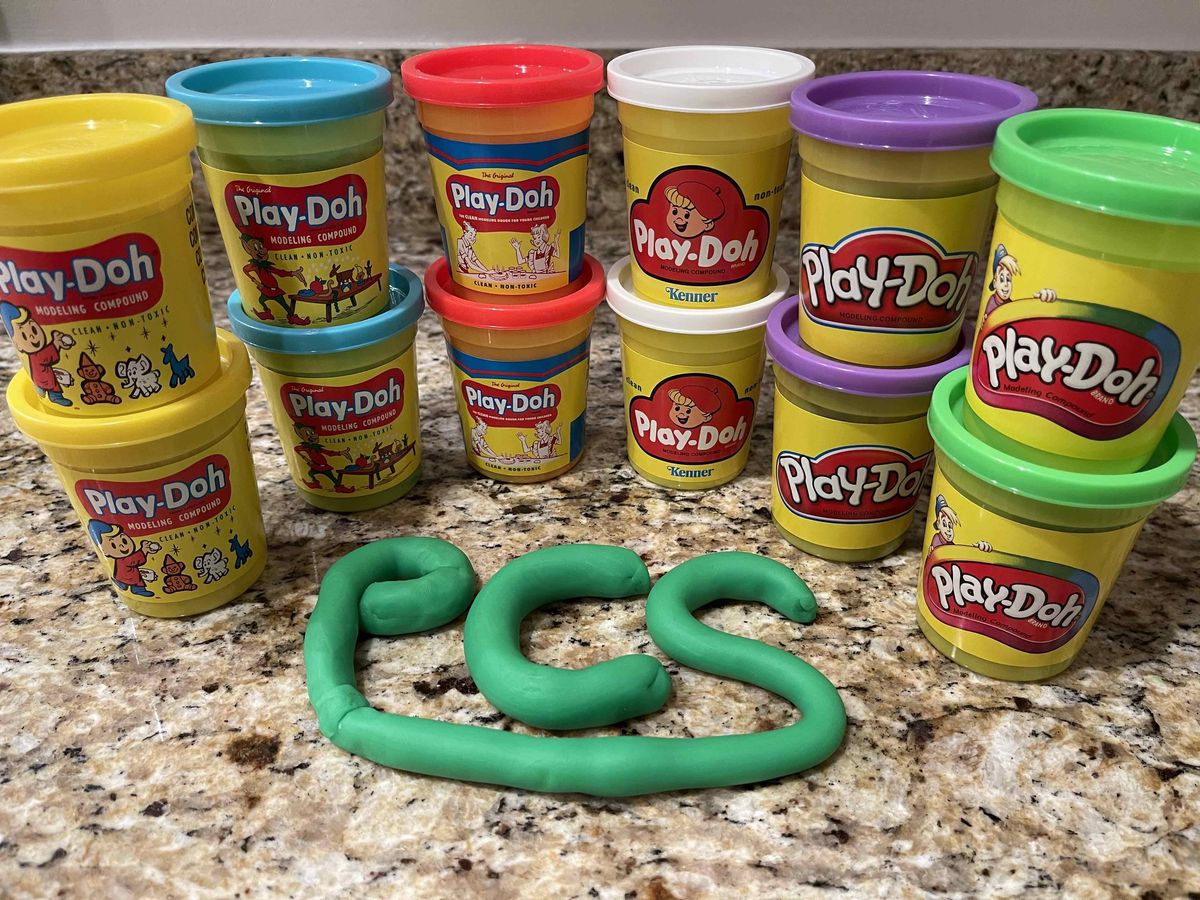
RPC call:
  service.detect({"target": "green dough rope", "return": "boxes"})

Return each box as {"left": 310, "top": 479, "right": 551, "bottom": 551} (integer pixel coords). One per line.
{"left": 305, "top": 538, "right": 847, "bottom": 796}
{"left": 463, "top": 545, "right": 669, "bottom": 730}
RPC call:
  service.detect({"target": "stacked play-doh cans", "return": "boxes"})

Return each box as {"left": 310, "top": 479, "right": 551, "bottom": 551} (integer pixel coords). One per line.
{"left": 401, "top": 45, "right": 607, "bottom": 483}
{"left": 604, "top": 47, "right": 811, "bottom": 490}
{"left": 167, "top": 57, "right": 426, "bottom": 513}
{"left": 0, "top": 93, "right": 267, "bottom": 617}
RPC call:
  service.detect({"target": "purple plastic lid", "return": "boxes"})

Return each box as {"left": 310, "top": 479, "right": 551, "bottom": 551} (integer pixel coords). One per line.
{"left": 790, "top": 70, "right": 1038, "bottom": 151}
{"left": 766, "top": 296, "right": 971, "bottom": 398}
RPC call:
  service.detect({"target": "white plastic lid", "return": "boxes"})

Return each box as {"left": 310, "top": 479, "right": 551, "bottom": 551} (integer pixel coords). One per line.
{"left": 606, "top": 257, "right": 789, "bottom": 334}
{"left": 607, "top": 46, "right": 816, "bottom": 114}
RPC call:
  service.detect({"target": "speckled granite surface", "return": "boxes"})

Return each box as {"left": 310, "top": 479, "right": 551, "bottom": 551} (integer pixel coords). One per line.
{"left": 0, "top": 49, "right": 1198, "bottom": 899}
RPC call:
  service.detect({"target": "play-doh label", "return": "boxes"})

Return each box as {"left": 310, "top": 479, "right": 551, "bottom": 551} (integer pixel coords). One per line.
{"left": 0, "top": 192, "right": 218, "bottom": 416}
{"left": 424, "top": 129, "right": 589, "bottom": 297}
{"left": 776, "top": 445, "right": 931, "bottom": 523}
{"left": 798, "top": 175, "right": 995, "bottom": 365}
{"left": 801, "top": 228, "right": 977, "bottom": 333}
{"left": 0, "top": 234, "right": 163, "bottom": 320}
{"left": 770, "top": 385, "right": 933, "bottom": 552}
{"left": 916, "top": 469, "right": 1142, "bottom": 672}
{"left": 261, "top": 353, "right": 420, "bottom": 499}
{"left": 972, "top": 302, "right": 1180, "bottom": 442}
{"left": 630, "top": 373, "right": 754, "bottom": 465}
{"left": 922, "top": 550, "right": 1100, "bottom": 654}
{"left": 449, "top": 339, "right": 590, "bottom": 479}
{"left": 623, "top": 138, "right": 789, "bottom": 307}
{"left": 203, "top": 152, "right": 388, "bottom": 327}
{"left": 630, "top": 166, "right": 770, "bottom": 291}
{"left": 226, "top": 175, "right": 368, "bottom": 247}
{"left": 58, "top": 422, "right": 266, "bottom": 609}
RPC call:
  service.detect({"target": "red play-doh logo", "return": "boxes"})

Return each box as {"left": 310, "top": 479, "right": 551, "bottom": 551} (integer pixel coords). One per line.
{"left": 776, "top": 445, "right": 931, "bottom": 523}
{"left": 75, "top": 455, "right": 231, "bottom": 533}
{"left": 446, "top": 174, "right": 560, "bottom": 231}
{"left": 463, "top": 380, "right": 560, "bottom": 428}
{"left": 0, "top": 234, "right": 162, "bottom": 323}
{"left": 973, "top": 303, "right": 1181, "bottom": 440}
{"left": 281, "top": 369, "right": 405, "bottom": 437}
{"left": 801, "top": 229, "right": 977, "bottom": 333}
{"left": 630, "top": 166, "right": 770, "bottom": 290}
{"left": 630, "top": 374, "right": 754, "bottom": 464}
{"left": 226, "top": 175, "right": 368, "bottom": 249}
{"left": 922, "top": 549, "right": 1101, "bottom": 654}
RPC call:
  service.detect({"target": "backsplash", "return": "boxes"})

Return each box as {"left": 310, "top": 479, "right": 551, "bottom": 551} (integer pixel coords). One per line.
{"left": 2, "top": 48, "right": 1197, "bottom": 246}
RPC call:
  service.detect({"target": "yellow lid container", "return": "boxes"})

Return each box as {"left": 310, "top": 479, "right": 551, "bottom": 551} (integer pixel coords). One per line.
{"left": 0, "top": 93, "right": 220, "bottom": 417}
{"left": 7, "top": 329, "right": 267, "bottom": 618}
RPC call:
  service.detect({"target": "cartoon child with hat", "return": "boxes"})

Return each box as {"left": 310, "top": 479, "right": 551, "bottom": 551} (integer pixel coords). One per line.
{"left": 293, "top": 422, "right": 354, "bottom": 493}
{"left": 667, "top": 381, "right": 722, "bottom": 430}
{"left": 240, "top": 233, "right": 310, "bottom": 325}
{"left": 665, "top": 182, "right": 725, "bottom": 240}
{"left": 930, "top": 494, "right": 992, "bottom": 553}
{"left": 1, "top": 302, "right": 75, "bottom": 407}
{"left": 982, "top": 244, "right": 1056, "bottom": 321}
{"left": 87, "top": 519, "right": 161, "bottom": 597}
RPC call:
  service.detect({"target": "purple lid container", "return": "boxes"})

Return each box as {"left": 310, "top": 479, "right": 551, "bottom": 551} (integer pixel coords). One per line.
{"left": 767, "top": 296, "right": 971, "bottom": 398}
{"left": 790, "top": 70, "right": 1038, "bottom": 152}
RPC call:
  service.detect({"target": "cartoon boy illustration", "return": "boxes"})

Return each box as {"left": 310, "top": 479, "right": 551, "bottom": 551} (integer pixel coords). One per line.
{"left": 982, "top": 244, "right": 1056, "bottom": 320}
{"left": 667, "top": 382, "right": 722, "bottom": 429}
{"left": 471, "top": 417, "right": 498, "bottom": 459}
{"left": 456, "top": 224, "right": 492, "bottom": 276}
{"left": 510, "top": 224, "right": 560, "bottom": 274}
{"left": 518, "top": 419, "right": 562, "bottom": 459}
{"left": 240, "top": 233, "right": 310, "bottom": 325}
{"left": 929, "top": 495, "right": 992, "bottom": 553}
{"left": 87, "top": 520, "right": 161, "bottom": 597}
{"left": 665, "top": 182, "right": 725, "bottom": 239}
{"left": 293, "top": 423, "right": 354, "bottom": 493}
{"left": 1, "top": 302, "right": 75, "bottom": 406}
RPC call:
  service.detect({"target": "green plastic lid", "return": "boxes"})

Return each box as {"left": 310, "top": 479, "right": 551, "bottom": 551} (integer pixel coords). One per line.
{"left": 991, "top": 108, "right": 1200, "bottom": 226}
{"left": 929, "top": 369, "right": 1196, "bottom": 510}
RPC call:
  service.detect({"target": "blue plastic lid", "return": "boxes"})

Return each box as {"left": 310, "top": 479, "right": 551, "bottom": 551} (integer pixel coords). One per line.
{"left": 166, "top": 56, "right": 393, "bottom": 126}
{"left": 229, "top": 264, "right": 423, "bottom": 355}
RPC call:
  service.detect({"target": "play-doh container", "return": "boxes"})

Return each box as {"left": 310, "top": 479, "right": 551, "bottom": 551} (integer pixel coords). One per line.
{"left": 426, "top": 254, "right": 604, "bottom": 483}
{"left": 167, "top": 57, "right": 392, "bottom": 328}
{"left": 966, "top": 108, "right": 1200, "bottom": 474}
{"left": 402, "top": 45, "right": 603, "bottom": 299}
{"left": 0, "top": 93, "right": 219, "bottom": 416}
{"left": 606, "top": 257, "right": 788, "bottom": 490}
{"left": 790, "top": 71, "right": 1037, "bottom": 366}
{"left": 918, "top": 368, "right": 1196, "bottom": 681}
{"left": 608, "top": 47, "right": 814, "bottom": 308}
{"left": 766, "top": 296, "right": 970, "bottom": 562}
{"left": 229, "top": 264, "right": 423, "bottom": 511}
{"left": 7, "top": 329, "right": 267, "bottom": 618}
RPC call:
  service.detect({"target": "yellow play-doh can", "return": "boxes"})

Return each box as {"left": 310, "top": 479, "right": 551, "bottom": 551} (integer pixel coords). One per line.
{"left": 7, "top": 330, "right": 267, "bottom": 618}
{"left": 0, "top": 93, "right": 219, "bottom": 416}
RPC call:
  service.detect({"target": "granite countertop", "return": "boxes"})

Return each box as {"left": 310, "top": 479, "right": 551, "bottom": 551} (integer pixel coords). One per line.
{"left": 1, "top": 48, "right": 1199, "bottom": 899}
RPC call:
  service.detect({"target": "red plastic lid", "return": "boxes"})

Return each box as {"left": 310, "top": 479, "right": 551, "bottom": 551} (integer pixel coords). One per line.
{"left": 425, "top": 255, "right": 605, "bottom": 330}
{"left": 401, "top": 44, "right": 604, "bottom": 108}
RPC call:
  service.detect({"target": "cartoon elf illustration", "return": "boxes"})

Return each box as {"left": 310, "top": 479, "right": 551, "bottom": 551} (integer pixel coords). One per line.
{"left": 929, "top": 495, "right": 992, "bottom": 553}
{"left": 240, "top": 233, "right": 310, "bottom": 325}
{"left": 981, "top": 244, "right": 1056, "bottom": 320}
{"left": 293, "top": 422, "right": 354, "bottom": 493}
{"left": 456, "top": 224, "right": 492, "bottom": 276}
{"left": 665, "top": 182, "right": 725, "bottom": 239}
{"left": 667, "top": 382, "right": 722, "bottom": 429}
{"left": 518, "top": 419, "right": 562, "bottom": 459}
{"left": 1, "top": 302, "right": 75, "bottom": 406}
{"left": 471, "top": 417, "right": 498, "bottom": 459}
{"left": 87, "top": 520, "right": 161, "bottom": 597}
{"left": 510, "top": 224, "right": 560, "bottom": 275}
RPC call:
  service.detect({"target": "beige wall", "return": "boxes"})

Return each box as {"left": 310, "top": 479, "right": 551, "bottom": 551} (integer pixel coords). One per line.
{"left": 2, "top": 0, "right": 1198, "bottom": 51}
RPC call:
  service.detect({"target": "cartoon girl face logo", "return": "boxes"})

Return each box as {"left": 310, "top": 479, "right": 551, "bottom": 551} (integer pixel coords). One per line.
{"left": 665, "top": 183, "right": 725, "bottom": 239}
{"left": 668, "top": 384, "right": 721, "bottom": 429}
